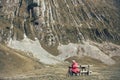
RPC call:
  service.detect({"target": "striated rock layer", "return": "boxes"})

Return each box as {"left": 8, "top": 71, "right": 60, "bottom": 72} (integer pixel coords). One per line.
{"left": 0, "top": 0, "right": 120, "bottom": 65}
{"left": 0, "top": 0, "right": 120, "bottom": 45}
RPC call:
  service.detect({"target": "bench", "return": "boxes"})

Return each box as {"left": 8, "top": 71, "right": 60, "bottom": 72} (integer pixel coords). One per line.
{"left": 67, "top": 65, "right": 92, "bottom": 76}
{"left": 80, "top": 65, "right": 92, "bottom": 75}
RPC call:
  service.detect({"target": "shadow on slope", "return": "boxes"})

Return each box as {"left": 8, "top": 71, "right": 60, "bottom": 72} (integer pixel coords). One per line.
{"left": 0, "top": 44, "right": 42, "bottom": 77}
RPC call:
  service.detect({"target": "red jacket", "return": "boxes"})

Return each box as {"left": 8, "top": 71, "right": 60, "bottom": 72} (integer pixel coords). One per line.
{"left": 71, "top": 62, "right": 80, "bottom": 73}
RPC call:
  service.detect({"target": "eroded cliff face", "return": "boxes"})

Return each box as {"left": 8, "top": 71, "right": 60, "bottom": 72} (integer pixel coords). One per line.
{"left": 0, "top": 0, "right": 120, "bottom": 64}
{"left": 0, "top": 0, "right": 120, "bottom": 45}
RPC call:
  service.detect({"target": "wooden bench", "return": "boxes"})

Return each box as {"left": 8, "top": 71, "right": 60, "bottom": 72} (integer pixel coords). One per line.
{"left": 67, "top": 65, "right": 92, "bottom": 76}
{"left": 79, "top": 65, "right": 92, "bottom": 75}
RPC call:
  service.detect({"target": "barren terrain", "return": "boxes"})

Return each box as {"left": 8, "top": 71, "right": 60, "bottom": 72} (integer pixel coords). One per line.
{"left": 0, "top": 62, "right": 120, "bottom": 80}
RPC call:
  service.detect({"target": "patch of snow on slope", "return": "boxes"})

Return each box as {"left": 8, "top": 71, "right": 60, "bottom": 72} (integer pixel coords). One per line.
{"left": 57, "top": 41, "right": 115, "bottom": 65}
{"left": 80, "top": 41, "right": 115, "bottom": 65}
{"left": 57, "top": 43, "right": 78, "bottom": 60}
{"left": 96, "top": 42, "right": 120, "bottom": 57}
{"left": 8, "top": 37, "right": 60, "bottom": 64}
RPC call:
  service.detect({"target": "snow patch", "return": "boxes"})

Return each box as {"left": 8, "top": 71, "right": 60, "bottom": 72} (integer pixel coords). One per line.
{"left": 41, "top": 0, "right": 46, "bottom": 18}
{"left": 57, "top": 43, "right": 78, "bottom": 60}
{"left": 8, "top": 37, "right": 60, "bottom": 64}
{"left": 57, "top": 41, "right": 115, "bottom": 65}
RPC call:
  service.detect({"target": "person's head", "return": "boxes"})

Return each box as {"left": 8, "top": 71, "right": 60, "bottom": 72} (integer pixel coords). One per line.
{"left": 72, "top": 60, "right": 76, "bottom": 63}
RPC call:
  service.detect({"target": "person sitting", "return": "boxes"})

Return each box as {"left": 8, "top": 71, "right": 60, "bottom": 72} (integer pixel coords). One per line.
{"left": 69, "top": 60, "right": 80, "bottom": 76}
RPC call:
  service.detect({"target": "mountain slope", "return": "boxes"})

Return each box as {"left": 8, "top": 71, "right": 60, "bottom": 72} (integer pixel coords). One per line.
{"left": 0, "top": 0, "right": 120, "bottom": 45}
{"left": 0, "top": 0, "right": 120, "bottom": 79}
{"left": 0, "top": 44, "right": 42, "bottom": 77}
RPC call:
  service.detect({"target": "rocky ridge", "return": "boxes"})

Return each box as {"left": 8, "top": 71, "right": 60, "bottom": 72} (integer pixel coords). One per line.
{"left": 0, "top": 0, "right": 120, "bottom": 65}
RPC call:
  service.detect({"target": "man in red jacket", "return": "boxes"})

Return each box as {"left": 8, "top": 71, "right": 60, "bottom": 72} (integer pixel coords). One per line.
{"left": 70, "top": 60, "right": 80, "bottom": 76}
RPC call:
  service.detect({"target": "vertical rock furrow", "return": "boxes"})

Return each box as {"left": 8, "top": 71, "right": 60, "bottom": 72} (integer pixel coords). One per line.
{"left": 0, "top": 0, "right": 120, "bottom": 45}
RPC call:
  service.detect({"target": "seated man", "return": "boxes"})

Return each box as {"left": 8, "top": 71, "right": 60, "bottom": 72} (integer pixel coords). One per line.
{"left": 69, "top": 60, "right": 80, "bottom": 76}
